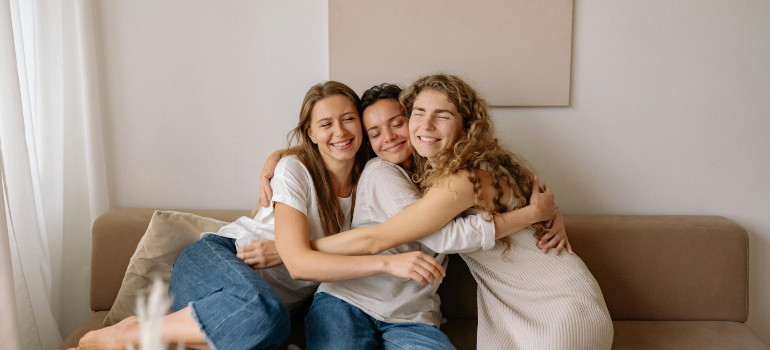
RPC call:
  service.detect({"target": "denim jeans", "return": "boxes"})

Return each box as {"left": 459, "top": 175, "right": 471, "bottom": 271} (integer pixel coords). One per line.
{"left": 305, "top": 293, "right": 456, "bottom": 350}
{"left": 169, "top": 234, "right": 290, "bottom": 350}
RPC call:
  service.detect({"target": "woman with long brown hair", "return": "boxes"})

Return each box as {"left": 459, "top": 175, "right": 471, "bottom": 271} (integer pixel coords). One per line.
{"left": 69, "top": 81, "right": 446, "bottom": 350}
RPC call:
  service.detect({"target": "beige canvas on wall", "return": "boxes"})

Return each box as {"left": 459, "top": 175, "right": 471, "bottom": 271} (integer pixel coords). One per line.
{"left": 329, "top": 0, "right": 574, "bottom": 106}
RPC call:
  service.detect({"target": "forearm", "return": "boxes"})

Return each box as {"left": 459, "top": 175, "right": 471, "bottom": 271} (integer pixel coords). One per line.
{"left": 282, "top": 248, "right": 389, "bottom": 282}
{"left": 310, "top": 199, "right": 467, "bottom": 256}
{"left": 275, "top": 203, "right": 388, "bottom": 281}
{"left": 270, "top": 146, "right": 298, "bottom": 159}
{"left": 310, "top": 226, "right": 380, "bottom": 255}
{"left": 494, "top": 206, "right": 539, "bottom": 239}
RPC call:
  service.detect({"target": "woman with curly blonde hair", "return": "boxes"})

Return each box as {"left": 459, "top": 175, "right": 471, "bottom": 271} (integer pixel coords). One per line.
{"left": 400, "top": 74, "right": 613, "bottom": 349}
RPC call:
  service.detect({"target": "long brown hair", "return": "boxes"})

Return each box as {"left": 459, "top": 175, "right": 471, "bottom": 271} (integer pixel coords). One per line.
{"left": 401, "top": 74, "right": 547, "bottom": 254}
{"left": 285, "top": 81, "right": 371, "bottom": 236}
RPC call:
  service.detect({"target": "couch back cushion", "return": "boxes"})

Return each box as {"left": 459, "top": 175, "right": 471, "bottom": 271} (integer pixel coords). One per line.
{"left": 566, "top": 215, "right": 748, "bottom": 322}
{"left": 437, "top": 215, "right": 748, "bottom": 322}
{"left": 92, "top": 211, "right": 748, "bottom": 323}
{"left": 90, "top": 208, "right": 249, "bottom": 312}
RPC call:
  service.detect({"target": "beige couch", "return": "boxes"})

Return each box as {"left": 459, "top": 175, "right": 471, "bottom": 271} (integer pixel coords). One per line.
{"left": 59, "top": 208, "right": 768, "bottom": 349}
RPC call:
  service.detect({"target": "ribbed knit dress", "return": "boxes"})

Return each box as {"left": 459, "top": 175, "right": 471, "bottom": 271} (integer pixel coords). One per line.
{"left": 459, "top": 197, "right": 614, "bottom": 349}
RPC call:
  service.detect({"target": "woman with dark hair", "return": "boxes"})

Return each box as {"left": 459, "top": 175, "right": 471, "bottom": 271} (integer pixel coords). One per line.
{"left": 69, "top": 81, "right": 446, "bottom": 350}
{"left": 256, "top": 83, "right": 566, "bottom": 349}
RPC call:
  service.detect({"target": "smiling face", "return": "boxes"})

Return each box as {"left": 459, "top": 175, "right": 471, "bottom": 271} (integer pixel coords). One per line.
{"left": 408, "top": 89, "right": 464, "bottom": 159}
{"left": 362, "top": 99, "right": 414, "bottom": 169}
{"left": 307, "top": 94, "right": 363, "bottom": 167}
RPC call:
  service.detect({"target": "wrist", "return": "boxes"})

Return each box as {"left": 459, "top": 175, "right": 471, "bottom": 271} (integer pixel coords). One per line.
{"left": 523, "top": 205, "right": 539, "bottom": 224}
{"left": 378, "top": 255, "right": 391, "bottom": 275}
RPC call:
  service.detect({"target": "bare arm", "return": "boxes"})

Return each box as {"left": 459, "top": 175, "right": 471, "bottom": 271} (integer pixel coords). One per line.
{"left": 312, "top": 172, "right": 556, "bottom": 256}
{"left": 273, "top": 202, "right": 445, "bottom": 286}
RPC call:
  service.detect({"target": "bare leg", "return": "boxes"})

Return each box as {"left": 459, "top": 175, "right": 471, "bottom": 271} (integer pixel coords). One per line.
{"left": 161, "top": 306, "right": 211, "bottom": 349}
{"left": 69, "top": 307, "right": 210, "bottom": 350}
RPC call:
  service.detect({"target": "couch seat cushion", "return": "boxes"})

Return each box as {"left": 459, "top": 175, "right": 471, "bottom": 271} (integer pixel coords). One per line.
{"left": 612, "top": 320, "right": 768, "bottom": 349}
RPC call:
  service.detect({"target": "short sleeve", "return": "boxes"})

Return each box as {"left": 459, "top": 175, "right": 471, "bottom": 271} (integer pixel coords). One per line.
{"left": 362, "top": 160, "right": 423, "bottom": 219}
{"left": 270, "top": 157, "right": 312, "bottom": 216}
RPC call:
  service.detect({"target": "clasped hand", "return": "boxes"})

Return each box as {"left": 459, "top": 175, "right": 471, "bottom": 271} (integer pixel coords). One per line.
{"left": 529, "top": 176, "right": 573, "bottom": 256}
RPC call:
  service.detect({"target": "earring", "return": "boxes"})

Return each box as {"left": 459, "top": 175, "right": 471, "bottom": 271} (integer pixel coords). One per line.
{"left": 312, "top": 139, "right": 317, "bottom": 144}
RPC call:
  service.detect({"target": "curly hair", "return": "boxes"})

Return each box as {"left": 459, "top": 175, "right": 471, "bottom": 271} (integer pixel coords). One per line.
{"left": 400, "top": 74, "right": 547, "bottom": 255}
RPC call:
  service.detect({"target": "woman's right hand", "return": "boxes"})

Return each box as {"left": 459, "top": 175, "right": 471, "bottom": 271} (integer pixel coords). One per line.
{"left": 383, "top": 251, "right": 446, "bottom": 286}
{"left": 237, "top": 239, "right": 283, "bottom": 269}
{"left": 259, "top": 149, "right": 284, "bottom": 207}
{"left": 529, "top": 176, "right": 556, "bottom": 223}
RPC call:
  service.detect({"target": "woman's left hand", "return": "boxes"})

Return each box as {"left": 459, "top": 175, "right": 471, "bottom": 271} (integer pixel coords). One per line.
{"left": 237, "top": 239, "right": 283, "bottom": 269}
{"left": 536, "top": 207, "right": 574, "bottom": 255}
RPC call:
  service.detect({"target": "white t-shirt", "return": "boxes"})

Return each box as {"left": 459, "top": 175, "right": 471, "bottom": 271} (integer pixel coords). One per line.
{"left": 203, "top": 155, "right": 352, "bottom": 311}
{"left": 317, "top": 157, "right": 495, "bottom": 326}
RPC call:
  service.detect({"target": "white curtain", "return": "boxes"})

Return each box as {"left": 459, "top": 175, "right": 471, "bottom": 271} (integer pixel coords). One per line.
{"left": 0, "top": 0, "right": 109, "bottom": 349}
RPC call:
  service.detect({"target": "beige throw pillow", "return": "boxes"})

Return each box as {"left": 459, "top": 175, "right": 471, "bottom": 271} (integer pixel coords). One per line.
{"left": 103, "top": 210, "right": 228, "bottom": 326}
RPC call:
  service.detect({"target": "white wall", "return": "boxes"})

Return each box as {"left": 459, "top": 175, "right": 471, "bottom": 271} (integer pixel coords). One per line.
{"left": 94, "top": 0, "right": 329, "bottom": 211}
{"left": 58, "top": 0, "right": 329, "bottom": 337}
{"left": 493, "top": 0, "right": 770, "bottom": 342}
{"left": 59, "top": 0, "right": 770, "bottom": 343}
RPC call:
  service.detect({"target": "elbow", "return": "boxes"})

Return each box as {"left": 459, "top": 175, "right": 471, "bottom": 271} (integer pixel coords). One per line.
{"left": 369, "top": 237, "right": 389, "bottom": 255}
{"left": 283, "top": 261, "right": 323, "bottom": 282}
{"left": 283, "top": 261, "right": 311, "bottom": 281}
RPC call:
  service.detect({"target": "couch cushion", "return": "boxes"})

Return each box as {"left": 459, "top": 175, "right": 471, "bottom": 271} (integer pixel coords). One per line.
{"left": 91, "top": 208, "right": 250, "bottom": 312}
{"left": 103, "top": 211, "right": 230, "bottom": 325}
{"left": 566, "top": 215, "right": 748, "bottom": 322}
{"left": 441, "top": 319, "right": 477, "bottom": 350}
{"left": 611, "top": 320, "right": 768, "bottom": 349}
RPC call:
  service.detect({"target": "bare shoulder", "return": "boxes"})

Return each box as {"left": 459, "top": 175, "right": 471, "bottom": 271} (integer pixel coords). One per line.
{"left": 436, "top": 170, "right": 475, "bottom": 194}
{"left": 452, "top": 168, "right": 513, "bottom": 209}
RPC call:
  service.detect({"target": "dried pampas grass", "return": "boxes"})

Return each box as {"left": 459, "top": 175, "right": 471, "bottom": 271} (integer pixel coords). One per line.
{"left": 127, "top": 278, "right": 184, "bottom": 350}
{"left": 127, "top": 278, "right": 302, "bottom": 350}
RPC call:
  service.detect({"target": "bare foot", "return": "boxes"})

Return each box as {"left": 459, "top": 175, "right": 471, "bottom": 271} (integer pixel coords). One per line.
{"left": 71, "top": 316, "right": 140, "bottom": 350}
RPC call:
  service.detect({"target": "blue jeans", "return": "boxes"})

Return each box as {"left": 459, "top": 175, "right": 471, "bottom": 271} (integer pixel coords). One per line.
{"left": 305, "top": 293, "right": 456, "bottom": 350}
{"left": 169, "top": 234, "right": 290, "bottom": 350}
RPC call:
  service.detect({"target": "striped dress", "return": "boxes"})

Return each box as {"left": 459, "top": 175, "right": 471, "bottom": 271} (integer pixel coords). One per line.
{"left": 459, "top": 197, "right": 614, "bottom": 349}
